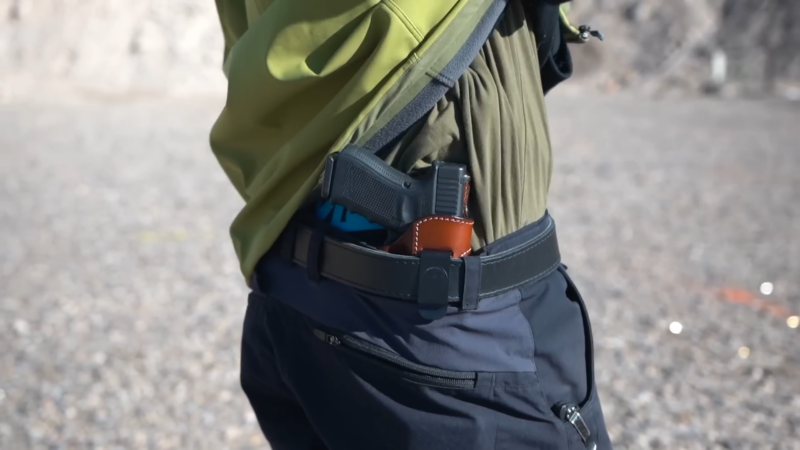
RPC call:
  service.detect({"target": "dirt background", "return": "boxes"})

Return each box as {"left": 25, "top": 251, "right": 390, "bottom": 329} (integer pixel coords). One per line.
{"left": 0, "top": 0, "right": 226, "bottom": 101}
{"left": 566, "top": 0, "right": 800, "bottom": 97}
{"left": 2, "top": 0, "right": 800, "bottom": 100}
{"left": 2, "top": 2, "right": 800, "bottom": 450}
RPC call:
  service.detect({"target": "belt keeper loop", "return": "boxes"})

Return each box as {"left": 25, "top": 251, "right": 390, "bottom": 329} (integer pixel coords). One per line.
{"left": 306, "top": 225, "right": 324, "bottom": 282}
{"left": 417, "top": 250, "right": 452, "bottom": 320}
{"left": 461, "top": 255, "right": 481, "bottom": 310}
{"left": 306, "top": 208, "right": 335, "bottom": 282}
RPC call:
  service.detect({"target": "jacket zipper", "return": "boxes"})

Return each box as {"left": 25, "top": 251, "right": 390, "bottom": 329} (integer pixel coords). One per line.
{"left": 313, "top": 329, "right": 477, "bottom": 389}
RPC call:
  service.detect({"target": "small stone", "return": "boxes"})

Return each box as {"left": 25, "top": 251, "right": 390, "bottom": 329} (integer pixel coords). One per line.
{"left": 93, "top": 352, "right": 107, "bottom": 365}
{"left": 635, "top": 391, "right": 654, "bottom": 405}
{"left": 225, "top": 426, "right": 241, "bottom": 441}
{"left": 250, "top": 433, "right": 265, "bottom": 446}
{"left": 13, "top": 319, "right": 30, "bottom": 336}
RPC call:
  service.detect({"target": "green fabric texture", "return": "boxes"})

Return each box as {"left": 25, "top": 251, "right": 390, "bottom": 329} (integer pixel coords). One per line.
{"left": 210, "top": 0, "right": 553, "bottom": 285}
{"left": 384, "top": 0, "right": 552, "bottom": 250}
{"left": 211, "top": 0, "right": 494, "bottom": 285}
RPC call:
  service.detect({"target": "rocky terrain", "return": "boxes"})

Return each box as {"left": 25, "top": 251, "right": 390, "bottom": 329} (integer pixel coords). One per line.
{"left": 566, "top": 0, "right": 800, "bottom": 97}
{"left": 0, "top": 0, "right": 226, "bottom": 100}
{"left": 2, "top": 87, "right": 799, "bottom": 450}
{"left": 2, "top": 0, "right": 800, "bottom": 99}
{"left": 2, "top": 1, "right": 800, "bottom": 449}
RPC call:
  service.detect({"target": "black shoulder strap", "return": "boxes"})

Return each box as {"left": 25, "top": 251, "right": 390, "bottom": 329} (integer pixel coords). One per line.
{"left": 527, "top": 0, "right": 574, "bottom": 94}
{"left": 365, "top": 0, "right": 576, "bottom": 156}
{"left": 363, "top": 0, "right": 510, "bottom": 156}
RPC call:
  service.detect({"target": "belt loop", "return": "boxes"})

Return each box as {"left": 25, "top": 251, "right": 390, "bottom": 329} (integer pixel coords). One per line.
{"left": 461, "top": 255, "right": 481, "bottom": 310}
{"left": 306, "top": 210, "right": 334, "bottom": 283}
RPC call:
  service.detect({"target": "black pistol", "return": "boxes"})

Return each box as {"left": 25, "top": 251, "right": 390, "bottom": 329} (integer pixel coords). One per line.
{"left": 321, "top": 145, "right": 470, "bottom": 233}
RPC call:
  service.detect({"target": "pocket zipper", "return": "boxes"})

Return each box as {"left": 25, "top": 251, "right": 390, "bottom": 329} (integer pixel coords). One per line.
{"left": 554, "top": 402, "right": 597, "bottom": 450}
{"left": 313, "top": 329, "right": 477, "bottom": 389}
{"left": 553, "top": 265, "right": 602, "bottom": 449}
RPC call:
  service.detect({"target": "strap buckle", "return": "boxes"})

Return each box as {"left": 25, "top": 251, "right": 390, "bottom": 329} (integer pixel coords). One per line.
{"left": 417, "top": 250, "right": 452, "bottom": 320}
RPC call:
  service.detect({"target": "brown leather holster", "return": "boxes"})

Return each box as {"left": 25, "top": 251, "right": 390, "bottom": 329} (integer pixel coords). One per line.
{"left": 383, "top": 216, "right": 473, "bottom": 257}
{"left": 382, "top": 176, "right": 472, "bottom": 257}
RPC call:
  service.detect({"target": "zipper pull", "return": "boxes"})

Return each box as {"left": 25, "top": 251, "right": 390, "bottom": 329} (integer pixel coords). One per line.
{"left": 554, "top": 403, "right": 597, "bottom": 450}
{"left": 313, "top": 329, "right": 341, "bottom": 346}
{"left": 578, "top": 25, "right": 604, "bottom": 42}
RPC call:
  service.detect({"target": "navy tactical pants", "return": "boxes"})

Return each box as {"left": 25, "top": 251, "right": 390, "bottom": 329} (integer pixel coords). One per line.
{"left": 241, "top": 218, "right": 612, "bottom": 449}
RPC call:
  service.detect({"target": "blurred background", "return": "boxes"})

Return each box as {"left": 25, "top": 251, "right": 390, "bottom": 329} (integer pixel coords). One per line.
{"left": 1, "top": 0, "right": 798, "bottom": 449}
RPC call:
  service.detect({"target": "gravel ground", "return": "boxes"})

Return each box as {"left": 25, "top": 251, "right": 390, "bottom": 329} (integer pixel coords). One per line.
{"left": 1, "top": 92, "right": 799, "bottom": 449}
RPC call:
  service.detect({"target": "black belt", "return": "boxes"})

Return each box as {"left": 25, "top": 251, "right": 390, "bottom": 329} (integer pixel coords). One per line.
{"left": 277, "top": 216, "right": 561, "bottom": 319}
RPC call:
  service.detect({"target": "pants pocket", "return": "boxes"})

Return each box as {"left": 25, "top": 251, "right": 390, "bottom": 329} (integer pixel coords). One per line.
{"left": 558, "top": 264, "right": 598, "bottom": 409}
{"left": 518, "top": 264, "right": 610, "bottom": 449}
{"left": 312, "top": 327, "right": 480, "bottom": 389}
{"left": 309, "top": 324, "right": 568, "bottom": 450}
{"left": 551, "top": 265, "right": 610, "bottom": 450}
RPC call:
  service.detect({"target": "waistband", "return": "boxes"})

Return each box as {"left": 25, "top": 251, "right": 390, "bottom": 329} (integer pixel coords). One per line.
{"left": 271, "top": 212, "right": 561, "bottom": 319}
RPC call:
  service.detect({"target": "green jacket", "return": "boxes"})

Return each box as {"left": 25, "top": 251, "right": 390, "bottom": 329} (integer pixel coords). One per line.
{"left": 211, "top": 0, "right": 513, "bottom": 285}
{"left": 210, "top": 0, "right": 587, "bottom": 285}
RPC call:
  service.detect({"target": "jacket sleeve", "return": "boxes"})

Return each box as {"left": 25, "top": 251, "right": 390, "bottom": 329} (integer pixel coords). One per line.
{"left": 214, "top": 0, "right": 250, "bottom": 73}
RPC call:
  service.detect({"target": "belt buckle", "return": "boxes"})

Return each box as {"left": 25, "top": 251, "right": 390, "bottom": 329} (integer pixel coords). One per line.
{"left": 417, "top": 250, "right": 452, "bottom": 320}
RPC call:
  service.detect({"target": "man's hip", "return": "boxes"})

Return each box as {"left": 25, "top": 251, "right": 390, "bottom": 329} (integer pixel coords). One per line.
{"left": 241, "top": 216, "right": 612, "bottom": 449}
